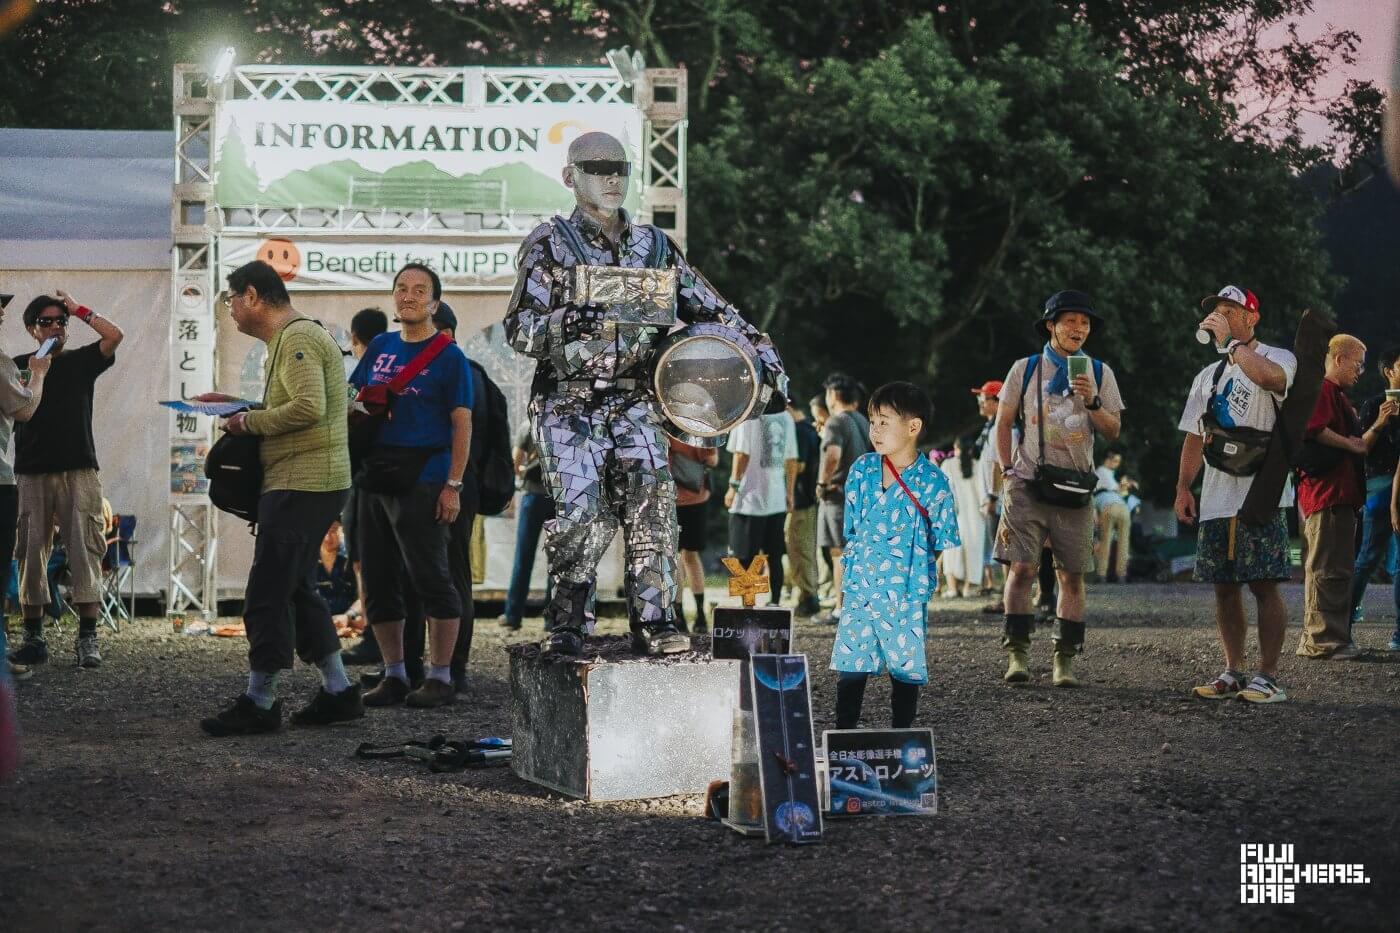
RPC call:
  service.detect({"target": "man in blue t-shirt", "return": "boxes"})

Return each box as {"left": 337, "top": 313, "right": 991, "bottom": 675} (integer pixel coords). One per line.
{"left": 349, "top": 263, "right": 473, "bottom": 710}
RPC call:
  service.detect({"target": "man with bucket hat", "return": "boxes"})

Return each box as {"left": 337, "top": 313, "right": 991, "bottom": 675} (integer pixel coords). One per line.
{"left": 993, "top": 290, "right": 1124, "bottom": 687}
{"left": 1176, "top": 284, "right": 1297, "bottom": 704}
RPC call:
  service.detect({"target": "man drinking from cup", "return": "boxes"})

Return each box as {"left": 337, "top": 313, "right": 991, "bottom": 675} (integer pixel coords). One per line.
{"left": 1177, "top": 285, "right": 1296, "bottom": 704}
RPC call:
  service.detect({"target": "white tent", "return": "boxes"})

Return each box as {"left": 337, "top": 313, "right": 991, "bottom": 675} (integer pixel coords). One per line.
{"left": 1, "top": 128, "right": 174, "bottom": 598}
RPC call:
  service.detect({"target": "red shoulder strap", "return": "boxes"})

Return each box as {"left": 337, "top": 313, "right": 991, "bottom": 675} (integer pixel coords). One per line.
{"left": 883, "top": 454, "right": 929, "bottom": 520}
{"left": 385, "top": 332, "right": 453, "bottom": 395}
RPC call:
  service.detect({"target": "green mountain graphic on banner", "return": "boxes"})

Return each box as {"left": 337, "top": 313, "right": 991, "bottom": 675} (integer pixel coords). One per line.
{"left": 219, "top": 158, "right": 582, "bottom": 214}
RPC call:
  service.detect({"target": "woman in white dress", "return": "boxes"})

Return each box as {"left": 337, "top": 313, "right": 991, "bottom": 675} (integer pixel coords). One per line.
{"left": 941, "top": 434, "right": 986, "bottom": 597}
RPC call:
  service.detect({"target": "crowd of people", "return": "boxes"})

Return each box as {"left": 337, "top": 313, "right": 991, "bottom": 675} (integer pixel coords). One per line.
{"left": 4, "top": 147, "right": 1397, "bottom": 749}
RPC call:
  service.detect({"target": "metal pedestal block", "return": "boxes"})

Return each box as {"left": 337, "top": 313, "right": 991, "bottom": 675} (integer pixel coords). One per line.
{"left": 509, "top": 637, "right": 739, "bottom": 801}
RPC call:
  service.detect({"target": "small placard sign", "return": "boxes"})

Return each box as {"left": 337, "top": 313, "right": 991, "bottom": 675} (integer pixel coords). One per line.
{"left": 710, "top": 606, "right": 792, "bottom": 661}
{"left": 822, "top": 728, "right": 938, "bottom": 817}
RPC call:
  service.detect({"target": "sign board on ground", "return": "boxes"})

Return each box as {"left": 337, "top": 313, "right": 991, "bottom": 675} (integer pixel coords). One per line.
{"left": 822, "top": 728, "right": 938, "bottom": 817}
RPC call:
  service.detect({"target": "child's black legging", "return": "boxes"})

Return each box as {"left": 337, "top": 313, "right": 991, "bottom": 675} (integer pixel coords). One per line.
{"left": 835, "top": 671, "right": 920, "bottom": 729}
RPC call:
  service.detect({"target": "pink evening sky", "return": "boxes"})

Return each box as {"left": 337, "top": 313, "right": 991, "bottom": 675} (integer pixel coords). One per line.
{"left": 1279, "top": 0, "right": 1397, "bottom": 143}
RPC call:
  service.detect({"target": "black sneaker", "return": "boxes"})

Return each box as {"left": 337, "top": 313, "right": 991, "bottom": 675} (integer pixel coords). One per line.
{"left": 631, "top": 623, "right": 690, "bottom": 656}
{"left": 290, "top": 685, "right": 365, "bottom": 726}
{"left": 795, "top": 596, "right": 821, "bottom": 618}
{"left": 8, "top": 636, "right": 48, "bottom": 666}
{"left": 542, "top": 626, "right": 585, "bottom": 657}
{"left": 693, "top": 615, "right": 709, "bottom": 635}
{"left": 340, "top": 635, "right": 381, "bottom": 666}
{"left": 497, "top": 614, "right": 523, "bottom": 632}
{"left": 200, "top": 695, "right": 283, "bottom": 737}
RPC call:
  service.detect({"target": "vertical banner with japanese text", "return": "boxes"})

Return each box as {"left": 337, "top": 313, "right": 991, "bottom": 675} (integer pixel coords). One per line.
{"left": 170, "top": 273, "right": 215, "bottom": 499}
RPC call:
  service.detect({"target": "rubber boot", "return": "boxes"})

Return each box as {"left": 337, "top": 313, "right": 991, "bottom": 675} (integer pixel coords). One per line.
{"left": 1002, "top": 614, "right": 1033, "bottom": 684}
{"left": 1052, "top": 617, "right": 1085, "bottom": 688}
{"left": 1051, "top": 653, "right": 1078, "bottom": 688}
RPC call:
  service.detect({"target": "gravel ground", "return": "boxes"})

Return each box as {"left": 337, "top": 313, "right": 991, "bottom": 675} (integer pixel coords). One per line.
{"left": 2, "top": 582, "right": 1397, "bottom": 932}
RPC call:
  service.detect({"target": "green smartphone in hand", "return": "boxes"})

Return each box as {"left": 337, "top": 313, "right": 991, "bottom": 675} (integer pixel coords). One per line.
{"left": 1067, "top": 356, "right": 1089, "bottom": 381}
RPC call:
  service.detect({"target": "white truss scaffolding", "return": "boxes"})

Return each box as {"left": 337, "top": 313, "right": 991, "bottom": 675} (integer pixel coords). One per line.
{"left": 170, "top": 61, "right": 688, "bottom": 613}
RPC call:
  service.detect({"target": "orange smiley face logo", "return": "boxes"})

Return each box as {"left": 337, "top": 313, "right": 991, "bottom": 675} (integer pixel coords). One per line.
{"left": 257, "top": 238, "right": 301, "bottom": 282}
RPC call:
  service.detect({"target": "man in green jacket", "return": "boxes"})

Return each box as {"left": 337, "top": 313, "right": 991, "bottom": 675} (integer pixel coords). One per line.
{"left": 197, "top": 260, "right": 360, "bottom": 736}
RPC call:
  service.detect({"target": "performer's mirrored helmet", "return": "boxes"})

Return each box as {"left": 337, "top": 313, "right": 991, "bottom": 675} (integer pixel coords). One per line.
{"left": 654, "top": 323, "right": 766, "bottom": 448}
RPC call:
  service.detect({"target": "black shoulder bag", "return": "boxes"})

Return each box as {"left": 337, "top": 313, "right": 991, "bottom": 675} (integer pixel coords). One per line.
{"left": 205, "top": 321, "right": 318, "bottom": 524}
{"left": 1023, "top": 357, "right": 1097, "bottom": 509}
{"left": 1200, "top": 359, "right": 1275, "bottom": 477}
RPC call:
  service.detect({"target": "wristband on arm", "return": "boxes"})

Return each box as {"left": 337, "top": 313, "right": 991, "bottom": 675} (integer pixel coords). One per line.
{"left": 74, "top": 305, "right": 95, "bottom": 323}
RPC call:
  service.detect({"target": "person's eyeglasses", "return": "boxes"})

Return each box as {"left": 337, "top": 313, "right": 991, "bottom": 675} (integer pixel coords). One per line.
{"left": 34, "top": 316, "right": 68, "bottom": 328}
{"left": 573, "top": 159, "right": 631, "bottom": 177}
{"left": 217, "top": 291, "right": 233, "bottom": 310}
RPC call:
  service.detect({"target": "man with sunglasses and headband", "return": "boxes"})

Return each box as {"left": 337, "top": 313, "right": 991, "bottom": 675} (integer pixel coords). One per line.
{"left": 8, "top": 290, "right": 122, "bottom": 670}
{"left": 505, "top": 131, "right": 786, "bottom": 656}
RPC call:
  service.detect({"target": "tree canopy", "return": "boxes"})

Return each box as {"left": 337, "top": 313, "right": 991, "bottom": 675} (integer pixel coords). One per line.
{"left": 0, "top": 0, "right": 1382, "bottom": 496}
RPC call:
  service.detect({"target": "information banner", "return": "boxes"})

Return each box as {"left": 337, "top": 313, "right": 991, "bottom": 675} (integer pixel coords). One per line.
{"left": 822, "top": 728, "right": 938, "bottom": 817}
{"left": 214, "top": 98, "right": 642, "bottom": 216}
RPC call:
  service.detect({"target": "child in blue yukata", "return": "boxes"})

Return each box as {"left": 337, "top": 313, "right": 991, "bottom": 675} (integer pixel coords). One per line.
{"left": 831, "top": 382, "right": 960, "bottom": 728}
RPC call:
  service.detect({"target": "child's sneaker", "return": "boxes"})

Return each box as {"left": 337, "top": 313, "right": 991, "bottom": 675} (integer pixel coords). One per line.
{"left": 1192, "top": 669, "right": 1245, "bottom": 700}
{"left": 1238, "top": 673, "right": 1287, "bottom": 705}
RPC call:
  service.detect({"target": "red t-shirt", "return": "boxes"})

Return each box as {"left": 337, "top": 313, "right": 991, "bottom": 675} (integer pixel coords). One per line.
{"left": 1298, "top": 378, "right": 1364, "bottom": 518}
{"left": 670, "top": 440, "right": 717, "bottom": 507}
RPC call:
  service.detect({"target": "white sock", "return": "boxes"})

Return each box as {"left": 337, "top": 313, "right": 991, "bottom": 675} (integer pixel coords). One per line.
{"left": 384, "top": 660, "right": 408, "bottom": 683}
{"left": 316, "top": 652, "right": 352, "bottom": 694}
{"left": 426, "top": 664, "right": 452, "bottom": 685}
{"left": 247, "top": 670, "right": 279, "bottom": 709}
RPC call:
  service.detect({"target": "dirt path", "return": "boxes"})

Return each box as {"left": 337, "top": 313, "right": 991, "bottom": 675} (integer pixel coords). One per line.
{"left": 2, "top": 582, "right": 1397, "bottom": 931}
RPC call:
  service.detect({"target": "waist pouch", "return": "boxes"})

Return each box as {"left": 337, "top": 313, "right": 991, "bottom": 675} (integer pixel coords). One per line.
{"left": 355, "top": 445, "right": 442, "bottom": 496}
{"left": 1201, "top": 411, "right": 1271, "bottom": 477}
{"left": 1029, "top": 464, "right": 1096, "bottom": 509}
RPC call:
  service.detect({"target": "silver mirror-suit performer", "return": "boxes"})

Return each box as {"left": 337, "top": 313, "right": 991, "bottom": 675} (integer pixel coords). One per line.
{"left": 504, "top": 132, "right": 786, "bottom": 657}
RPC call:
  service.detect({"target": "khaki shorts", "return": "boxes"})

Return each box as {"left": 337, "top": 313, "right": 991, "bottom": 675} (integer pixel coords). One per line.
{"left": 993, "top": 476, "right": 1095, "bottom": 574}
{"left": 17, "top": 469, "right": 106, "bottom": 607}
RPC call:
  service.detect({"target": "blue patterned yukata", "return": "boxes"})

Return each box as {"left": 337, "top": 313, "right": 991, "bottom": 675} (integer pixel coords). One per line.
{"left": 830, "top": 452, "right": 960, "bottom": 684}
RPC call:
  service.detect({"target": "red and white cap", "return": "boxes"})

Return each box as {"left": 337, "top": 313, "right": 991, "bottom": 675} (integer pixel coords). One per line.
{"left": 1200, "top": 285, "right": 1259, "bottom": 314}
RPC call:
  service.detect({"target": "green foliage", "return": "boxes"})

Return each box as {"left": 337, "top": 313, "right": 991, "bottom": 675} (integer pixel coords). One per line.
{"left": 1, "top": 0, "right": 1371, "bottom": 498}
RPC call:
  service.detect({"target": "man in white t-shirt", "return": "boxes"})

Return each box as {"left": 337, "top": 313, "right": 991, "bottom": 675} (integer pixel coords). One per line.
{"left": 726, "top": 410, "right": 799, "bottom": 606}
{"left": 1175, "top": 285, "right": 1297, "bottom": 705}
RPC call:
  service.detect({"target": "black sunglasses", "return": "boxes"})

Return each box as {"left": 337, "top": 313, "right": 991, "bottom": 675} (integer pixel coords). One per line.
{"left": 0, "top": 294, "right": 12, "bottom": 311}
{"left": 573, "top": 159, "right": 631, "bottom": 177}
{"left": 35, "top": 316, "right": 68, "bottom": 328}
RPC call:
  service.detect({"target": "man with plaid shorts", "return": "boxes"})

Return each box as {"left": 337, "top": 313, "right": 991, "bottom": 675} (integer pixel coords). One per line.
{"left": 1176, "top": 285, "right": 1297, "bottom": 704}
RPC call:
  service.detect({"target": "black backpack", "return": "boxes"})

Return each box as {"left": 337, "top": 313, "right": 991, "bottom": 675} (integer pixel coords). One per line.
{"left": 470, "top": 359, "right": 514, "bottom": 517}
